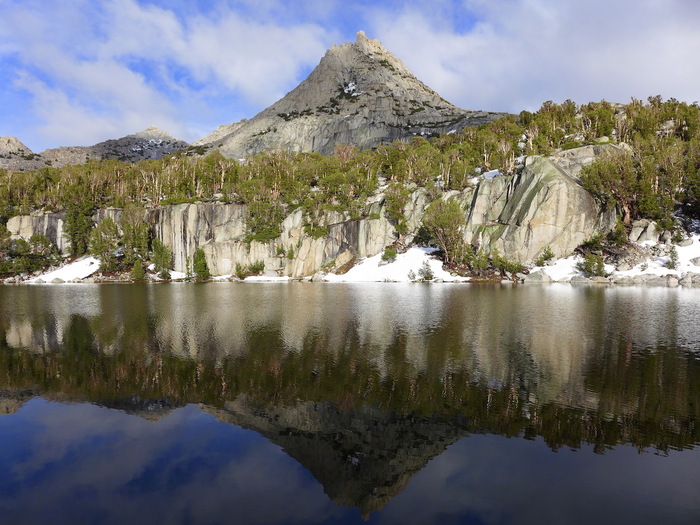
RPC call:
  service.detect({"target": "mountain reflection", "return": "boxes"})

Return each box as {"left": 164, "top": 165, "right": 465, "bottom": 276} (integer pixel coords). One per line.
{"left": 1, "top": 283, "right": 700, "bottom": 516}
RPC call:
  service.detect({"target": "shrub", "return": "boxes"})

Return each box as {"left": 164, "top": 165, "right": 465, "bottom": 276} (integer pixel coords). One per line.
{"left": 248, "top": 260, "right": 265, "bottom": 275}
{"left": 491, "top": 249, "right": 524, "bottom": 275}
{"left": 381, "top": 246, "right": 397, "bottom": 262}
{"left": 89, "top": 217, "right": 121, "bottom": 273}
{"left": 579, "top": 234, "right": 604, "bottom": 253}
{"left": 152, "top": 239, "right": 172, "bottom": 279}
{"left": 384, "top": 184, "right": 410, "bottom": 234}
{"left": 576, "top": 253, "right": 607, "bottom": 277}
{"left": 244, "top": 201, "right": 283, "bottom": 242}
{"left": 193, "top": 247, "right": 211, "bottom": 280}
{"left": 65, "top": 202, "right": 95, "bottom": 257}
{"left": 607, "top": 221, "right": 628, "bottom": 246}
{"left": 422, "top": 198, "right": 465, "bottom": 266}
{"left": 665, "top": 246, "right": 679, "bottom": 270}
{"left": 234, "top": 260, "right": 265, "bottom": 279}
{"left": 130, "top": 262, "right": 146, "bottom": 281}
{"left": 534, "top": 246, "right": 555, "bottom": 266}
{"left": 417, "top": 261, "right": 434, "bottom": 281}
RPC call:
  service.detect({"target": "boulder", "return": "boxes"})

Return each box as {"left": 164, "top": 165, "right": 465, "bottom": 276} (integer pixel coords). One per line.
{"left": 523, "top": 270, "right": 552, "bottom": 283}
{"left": 569, "top": 275, "right": 591, "bottom": 284}
{"left": 629, "top": 219, "right": 659, "bottom": 243}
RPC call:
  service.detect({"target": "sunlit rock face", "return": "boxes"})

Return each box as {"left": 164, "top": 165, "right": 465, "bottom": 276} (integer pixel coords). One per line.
{"left": 196, "top": 31, "right": 504, "bottom": 158}
{"left": 7, "top": 147, "right": 616, "bottom": 276}
{"left": 461, "top": 153, "right": 617, "bottom": 262}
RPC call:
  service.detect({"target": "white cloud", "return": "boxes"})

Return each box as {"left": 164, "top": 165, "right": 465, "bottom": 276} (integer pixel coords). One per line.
{"left": 0, "top": 0, "right": 332, "bottom": 149}
{"left": 371, "top": 0, "right": 700, "bottom": 112}
{"left": 2, "top": 0, "right": 700, "bottom": 150}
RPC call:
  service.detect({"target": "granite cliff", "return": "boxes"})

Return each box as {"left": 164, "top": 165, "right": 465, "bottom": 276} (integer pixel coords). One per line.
{"left": 6, "top": 146, "right": 616, "bottom": 277}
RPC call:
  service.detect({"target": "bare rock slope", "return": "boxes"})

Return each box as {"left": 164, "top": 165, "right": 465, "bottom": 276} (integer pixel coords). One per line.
{"left": 197, "top": 31, "right": 505, "bottom": 157}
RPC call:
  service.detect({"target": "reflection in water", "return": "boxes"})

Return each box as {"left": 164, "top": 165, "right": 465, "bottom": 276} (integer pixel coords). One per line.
{"left": 1, "top": 283, "right": 700, "bottom": 523}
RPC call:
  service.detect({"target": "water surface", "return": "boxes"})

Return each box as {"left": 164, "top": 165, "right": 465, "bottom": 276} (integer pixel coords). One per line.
{"left": 1, "top": 283, "right": 699, "bottom": 524}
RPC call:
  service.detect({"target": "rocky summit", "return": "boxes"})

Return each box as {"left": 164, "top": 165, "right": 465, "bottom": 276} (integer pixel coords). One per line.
{"left": 0, "top": 126, "right": 190, "bottom": 172}
{"left": 196, "top": 31, "right": 505, "bottom": 157}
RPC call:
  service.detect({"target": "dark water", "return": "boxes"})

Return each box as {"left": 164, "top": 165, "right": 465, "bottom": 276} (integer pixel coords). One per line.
{"left": 1, "top": 283, "right": 699, "bottom": 524}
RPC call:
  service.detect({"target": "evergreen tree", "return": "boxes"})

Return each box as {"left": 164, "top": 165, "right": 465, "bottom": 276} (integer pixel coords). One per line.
{"left": 152, "top": 238, "right": 172, "bottom": 280}
{"left": 193, "top": 247, "right": 210, "bottom": 281}
{"left": 65, "top": 202, "right": 95, "bottom": 257}
{"left": 89, "top": 217, "right": 120, "bottom": 272}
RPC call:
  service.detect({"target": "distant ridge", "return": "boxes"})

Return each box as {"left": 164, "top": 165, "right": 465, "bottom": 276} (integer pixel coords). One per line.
{"left": 0, "top": 126, "right": 190, "bottom": 171}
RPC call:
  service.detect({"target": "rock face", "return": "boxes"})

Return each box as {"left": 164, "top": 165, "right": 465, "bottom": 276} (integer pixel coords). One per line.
{"left": 196, "top": 31, "right": 505, "bottom": 158}
{"left": 148, "top": 201, "right": 398, "bottom": 276}
{"left": 0, "top": 127, "right": 190, "bottom": 171}
{"left": 7, "top": 148, "right": 617, "bottom": 277}
{"left": 6, "top": 211, "right": 70, "bottom": 253}
{"left": 462, "top": 153, "right": 617, "bottom": 262}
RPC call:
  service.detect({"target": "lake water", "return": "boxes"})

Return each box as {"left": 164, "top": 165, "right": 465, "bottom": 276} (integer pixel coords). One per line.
{"left": 1, "top": 283, "right": 699, "bottom": 524}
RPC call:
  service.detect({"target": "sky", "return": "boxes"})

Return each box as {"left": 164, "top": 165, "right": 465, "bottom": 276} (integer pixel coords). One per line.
{"left": 1, "top": 0, "right": 699, "bottom": 152}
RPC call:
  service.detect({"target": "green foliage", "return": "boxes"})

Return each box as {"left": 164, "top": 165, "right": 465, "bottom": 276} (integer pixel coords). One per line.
{"left": 65, "top": 202, "right": 95, "bottom": 257}
{"left": 490, "top": 249, "right": 524, "bottom": 275}
{"left": 381, "top": 246, "right": 397, "bottom": 262}
{"left": 384, "top": 183, "right": 410, "bottom": 234}
{"left": 130, "top": 261, "right": 146, "bottom": 281}
{"left": 576, "top": 253, "right": 607, "bottom": 277}
{"left": 152, "top": 239, "right": 172, "bottom": 279}
{"left": 422, "top": 198, "right": 466, "bottom": 266}
{"left": 465, "top": 245, "right": 490, "bottom": 275}
{"left": 534, "top": 246, "right": 555, "bottom": 266}
{"left": 665, "top": 246, "right": 679, "bottom": 270}
{"left": 234, "top": 260, "right": 265, "bottom": 279}
{"left": 193, "top": 248, "right": 211, "bottom": 280}
{"left": 245, "top": 201, "right": 284, "bottom": 242}
{"left": 89, "top": 217, "right": 121, "bottom": 272}
{"left": 119, "top": 204, "right": 149, "bottom": 267}
{"left": 2, "top": 95, "right": 700, "bottom": 249}
{"left": 417, "top": 261, "right": 435, "bottom": 281}
{"left": 286, "top": 245, "right": 295, "bottom": 260}
{"left": 303, "top": 221, "right": 330, "bottom": 239}
{"left": 607, "top": 221, "right": 629, "bottom": 246}
{"left": 579, "top": 234, "right": 604, "bottom": 253}
{"left": 0, "top": 234, "right": 60, "bottom": 275}
{"left": 248, "top": 260, "right": 265, "bottom": 275}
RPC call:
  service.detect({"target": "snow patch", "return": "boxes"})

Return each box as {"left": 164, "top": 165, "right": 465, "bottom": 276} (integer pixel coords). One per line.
{"left": 324, "top": 247, "right": 468, "bottom": 283}
{"left": 28, "top": 257, "right": 100, "bottom": 283}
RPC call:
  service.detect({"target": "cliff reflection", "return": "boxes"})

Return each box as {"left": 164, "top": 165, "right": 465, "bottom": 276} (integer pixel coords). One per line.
{"left": 1, "top": 283, "right": 699, "bottom": 455}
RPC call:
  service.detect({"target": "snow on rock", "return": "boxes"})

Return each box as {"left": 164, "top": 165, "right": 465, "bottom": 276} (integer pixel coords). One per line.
{"left": 616, "top": 234, "right": 700, "bottom": 277}
{"left": 530, "top": 234, "right": 700, "bottom": 282}
{"left": 28, "top": 257, "right": 100, "bottom": 283}
{"left": 324, "top": 247, "right": 467, "bottom": 283}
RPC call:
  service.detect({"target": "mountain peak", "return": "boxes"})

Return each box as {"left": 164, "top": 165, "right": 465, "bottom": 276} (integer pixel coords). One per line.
{"left": 198, "top": 33, "right": 506, "bottom": 158}
{"left": 131, "top": 126, "right": 176, "bottom": 141}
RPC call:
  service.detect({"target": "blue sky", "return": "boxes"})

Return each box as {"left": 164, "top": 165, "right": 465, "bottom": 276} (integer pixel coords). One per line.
{"left": 1, "top": 0, "right": 699, "bottom": 152}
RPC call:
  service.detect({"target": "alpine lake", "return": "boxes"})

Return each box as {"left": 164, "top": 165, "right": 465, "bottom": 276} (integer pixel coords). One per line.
{"left": 0, "top": 282, "right": 699, "bottom": 525}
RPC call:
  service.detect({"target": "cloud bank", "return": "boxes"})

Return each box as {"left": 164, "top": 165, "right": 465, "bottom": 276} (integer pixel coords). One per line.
{"left": 1, "top": 0, "right": 699, "bottom": 151}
